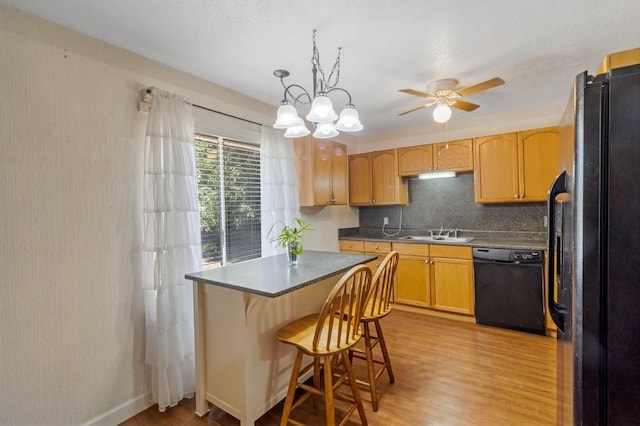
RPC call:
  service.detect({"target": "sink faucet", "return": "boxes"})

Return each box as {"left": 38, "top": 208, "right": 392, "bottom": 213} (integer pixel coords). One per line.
{"left": 438, "top": 225, "right": 444, "bottom": 236}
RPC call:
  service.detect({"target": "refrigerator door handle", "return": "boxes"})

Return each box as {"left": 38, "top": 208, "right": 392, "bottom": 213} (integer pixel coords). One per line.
{"left": 547, "top": 171, "right": 568, "bottom": 332}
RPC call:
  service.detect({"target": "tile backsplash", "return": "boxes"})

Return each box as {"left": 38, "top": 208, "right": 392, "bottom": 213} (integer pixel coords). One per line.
{"left": 358, "top": 174, "right": 547, "bottom": 233}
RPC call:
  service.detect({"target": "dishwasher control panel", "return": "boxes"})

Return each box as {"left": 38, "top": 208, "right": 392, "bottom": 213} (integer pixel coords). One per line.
{"left": 473, "top": 248, "right": 543, "bottom": 264}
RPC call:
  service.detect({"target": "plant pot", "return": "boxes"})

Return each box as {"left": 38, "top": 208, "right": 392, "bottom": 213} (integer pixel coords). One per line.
{"left": 287, "top": 241, "right": 301, "bottom": 265}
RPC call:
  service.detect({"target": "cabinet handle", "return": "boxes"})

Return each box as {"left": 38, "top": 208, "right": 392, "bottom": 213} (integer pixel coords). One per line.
{"left": 372, "top": 199, "right": 376, "bottom": 204}
{"left": 514, "top": 194, "right": 519, "bottom": 199}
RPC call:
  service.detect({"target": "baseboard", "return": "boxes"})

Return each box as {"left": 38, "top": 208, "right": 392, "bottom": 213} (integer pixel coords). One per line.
{"left": 81, "top": 394, "right": 154, "bottom": 426}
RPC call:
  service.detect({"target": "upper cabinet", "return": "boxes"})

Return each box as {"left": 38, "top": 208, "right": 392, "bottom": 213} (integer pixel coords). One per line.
{"left": 294, "top": 137, "right": 347, "bottom": 207}
{"left": 473, "top": 127, "right": 559, "bottom": 203}
{"left": 433, "top": 139, "right": 474, "bottom": 172}
{"left": 348, "top": 149, "right": 408, "bottom": 206}
{"left": 398, "top": 139, "right": 473, "bottom": 176}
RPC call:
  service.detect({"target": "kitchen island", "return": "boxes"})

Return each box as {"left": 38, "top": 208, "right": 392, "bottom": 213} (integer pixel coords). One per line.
{"left": 185, "top": 250, "right": 376, "bottom": 426}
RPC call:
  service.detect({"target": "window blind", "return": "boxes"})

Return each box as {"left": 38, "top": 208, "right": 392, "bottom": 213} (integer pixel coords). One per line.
{"left": 195, "top": 134, "right": 261, "bottom": 266}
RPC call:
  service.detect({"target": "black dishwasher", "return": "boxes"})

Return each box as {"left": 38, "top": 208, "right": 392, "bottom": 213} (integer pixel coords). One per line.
{"left": 472, "top": 248, "right": 545, "bottom": 335}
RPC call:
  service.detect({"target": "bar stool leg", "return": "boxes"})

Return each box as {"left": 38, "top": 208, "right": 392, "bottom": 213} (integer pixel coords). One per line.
{"left": 341, "top": 350, "right": 368, "bottom": 426}
{"left": 363, "top": 321, "right": 379, "bottom": 411}
{"left": 280, "top": 351, "right": 303, "bottom": 426}
{"left": 375, "top": 319, "right": 395, "bottom": 383}
{"left": 323, "top": 355, "right": 336, "bottom": 426}
{"left": 313, "top": 357, "right": 321, "bottom": 408}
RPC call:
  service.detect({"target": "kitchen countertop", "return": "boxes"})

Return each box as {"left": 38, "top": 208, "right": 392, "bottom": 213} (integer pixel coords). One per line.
{"left": 339, "top": 228, "right": 547, "bottom": 251}
{"left": 185, "top": 250, "right": 377, "bottom": 298}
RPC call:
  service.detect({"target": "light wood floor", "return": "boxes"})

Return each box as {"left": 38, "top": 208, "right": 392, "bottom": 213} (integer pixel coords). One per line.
{"left": 121, "top": 309, "right": 556, "bottom": 426}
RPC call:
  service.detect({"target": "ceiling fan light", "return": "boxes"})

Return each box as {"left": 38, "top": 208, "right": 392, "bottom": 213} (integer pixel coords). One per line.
{"left": 335, "top": 104, "right": 364, "bottom": 132}
{"left": 283, "top": 123, "right": 310, "bottom": 138}
{"left": 273, "top": 101, "right": 302, "bottom": 129}
{"left": 306, "top": 93, "right": 338, "bottom": 123}
{"left": 432, "top": 102, "right": 452, "bottom": 123}
{"left": 313, "top": 122, "right": 339, "bottom": 139}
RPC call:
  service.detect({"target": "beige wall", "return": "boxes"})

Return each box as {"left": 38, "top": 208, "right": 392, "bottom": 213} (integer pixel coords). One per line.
{"left": 0, "top": 5, "right": 347, "bottom": 425}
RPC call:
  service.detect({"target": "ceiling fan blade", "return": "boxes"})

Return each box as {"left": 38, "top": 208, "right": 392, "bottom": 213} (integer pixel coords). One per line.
{"left": 457, "top": 77, "right": 505, "bottom": 97}
{"left": 451, "top": 99, "right": 480, "bottom": 112}
{"left": 399, "top": 88, "right": 434, "bottom": 99}
{"left": 398, "top": 104, "right": 428, "bottom": 116}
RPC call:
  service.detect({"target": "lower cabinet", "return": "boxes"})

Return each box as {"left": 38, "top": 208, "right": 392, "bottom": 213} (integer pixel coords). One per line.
{"left": 394, "top": 243, "right": 474, "bottom": 316}
{"left": 341, "top": 240, "right": 474, "bottom": 317}
{"left": 394, "top": 243, "right": 431, "bottom": 307}
{"left": 339, "top": 240, "right": 391, "bottom": 274}
{"left": 430, "top": 245, "right": 474, "bottom": 315}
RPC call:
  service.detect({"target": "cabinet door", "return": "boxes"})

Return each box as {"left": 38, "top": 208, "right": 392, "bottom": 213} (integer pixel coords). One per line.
{"left": 518, "top": 127, "right": 559, "bottom": 202}
{"left": 398, "top": 145, "right": 433, "bottom": 176}
{"left": 431, "top": 257, "right": 474, "bottom": 315}
{"left": 473, "top": 133, "right": 520, "bottom": 203}
{"left": 433, "top": 139, "right": 473, "bottom": 172}
{"left": 348, "top": 153, "right": 372, "bottom": 206}
{"left": 331, "top": 142, "right": 348, "bottom": 204}
{"left": 312, "top": 139, "right": 333, "bottom": 204}
{"left": 294, "top": 137, "right": 314, "bottom": 207}
{"left": 371, "top": 149, "right": 408, "bottom": 205}
{"left": 396, "top": 255, "right": 431, "bottom": 307}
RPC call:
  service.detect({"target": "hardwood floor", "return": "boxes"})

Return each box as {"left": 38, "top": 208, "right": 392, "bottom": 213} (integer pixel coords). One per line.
{"left": 120, "top": 309, "right": 556, "bottom": 425}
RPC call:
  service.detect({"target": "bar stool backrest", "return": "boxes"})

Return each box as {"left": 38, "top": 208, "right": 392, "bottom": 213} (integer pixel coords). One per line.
{"left": 312, "top": 264, "right": 372, "bottom": 352}
{"left": 364, "top": 251, "right": 399, "bottom": 319}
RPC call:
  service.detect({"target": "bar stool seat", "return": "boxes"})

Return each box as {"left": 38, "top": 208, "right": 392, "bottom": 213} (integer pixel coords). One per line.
{"left": 276, "top": 264, "right": 372, "bottom": 426}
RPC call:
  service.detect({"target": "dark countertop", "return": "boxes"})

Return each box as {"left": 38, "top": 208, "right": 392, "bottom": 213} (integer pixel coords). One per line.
{"left": 339, "top": 228, "right": 547, "bottom": 251}
{"left": 185, "top": 250, "right": 377, "bottom": 298}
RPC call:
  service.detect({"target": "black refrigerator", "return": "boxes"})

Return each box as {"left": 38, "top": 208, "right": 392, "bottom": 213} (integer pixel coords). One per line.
{"left": 547, "top": 63, "right": 640, "bottom": 424}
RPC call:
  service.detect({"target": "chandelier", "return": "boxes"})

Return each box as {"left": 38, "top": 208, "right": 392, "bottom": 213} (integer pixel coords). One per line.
{"left": 272, "top": 30, "right": 363, "bottom": 139}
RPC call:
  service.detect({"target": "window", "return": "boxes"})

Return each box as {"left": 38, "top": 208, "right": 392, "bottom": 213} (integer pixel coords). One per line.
{"left": 195, "top": 133, "right": 261, "bottom": 267}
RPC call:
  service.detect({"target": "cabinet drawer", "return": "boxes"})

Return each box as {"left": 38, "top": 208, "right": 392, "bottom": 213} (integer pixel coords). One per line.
{"left": 392, "top": 242, "right": 429, "bottom": 256}
{"left": 339, "top": 240, "right": 364, "bottom": 253}
{"left": 429, "top": 245, "right": 472, "bottom": 259}
{"left": 364, "top": 241, "right": 392, "bottom": 254}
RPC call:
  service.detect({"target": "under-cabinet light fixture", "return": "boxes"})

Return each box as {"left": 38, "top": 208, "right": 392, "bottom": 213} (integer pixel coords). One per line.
{"left": 418, "top": 171, "right": 457, "bottom": 180}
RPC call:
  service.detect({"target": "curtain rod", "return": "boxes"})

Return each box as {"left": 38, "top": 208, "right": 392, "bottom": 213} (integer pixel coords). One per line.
{"left": 143, "top": 88, "right": 264, "bottom": 127}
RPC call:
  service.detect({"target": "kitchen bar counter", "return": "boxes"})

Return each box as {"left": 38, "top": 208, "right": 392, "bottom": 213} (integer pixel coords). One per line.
{"left": 186, "top": 250, "right": 376, "bottom": 297}
{"left": 185, "top": 251, "right": 375, "bottom": 426}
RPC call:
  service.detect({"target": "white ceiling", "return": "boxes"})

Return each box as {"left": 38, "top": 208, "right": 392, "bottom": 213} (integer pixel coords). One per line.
{"left": 3, "top": 0, "right": 640, "bottom": 137}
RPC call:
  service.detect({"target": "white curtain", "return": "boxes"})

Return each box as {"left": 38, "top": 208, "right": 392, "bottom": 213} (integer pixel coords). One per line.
{"left": 260, "top": 126, "right": 300, "bottom": 257}
{"left": 141, "top": 88, "right": 202, "bottom": 411}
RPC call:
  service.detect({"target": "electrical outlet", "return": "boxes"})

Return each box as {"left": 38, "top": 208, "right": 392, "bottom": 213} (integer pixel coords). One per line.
{"left": 383, "top": 217, "right": 389, "bottom": 225}
{"left": 543, "top": 215, "right": 548, "bottom": 227}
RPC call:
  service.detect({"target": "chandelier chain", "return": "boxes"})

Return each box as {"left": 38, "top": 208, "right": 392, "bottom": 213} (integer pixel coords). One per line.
{"left": 310, "top": 30, "right": 341, "bottom": 92}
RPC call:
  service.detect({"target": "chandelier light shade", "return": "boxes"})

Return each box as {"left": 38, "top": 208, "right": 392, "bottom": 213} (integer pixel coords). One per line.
{"left": 306, "top": 93, "right": 338, "bottom": 123}
{"left": 432, "top": 101, "right": 452, "bottom": 123}
{"left": 273, "top": 30, "right": 363, "bottom": 138}
{"left": 335, "top": 104, "right": 363, "bottom": 132}
{"left": 313, "top": 122, "right": 339, "bottom": 139}
{"left": 273, "top": 101, "right": 303, "bottom": 129}
{"left": 284, "top": 123, "right": 311, "bottom": 138}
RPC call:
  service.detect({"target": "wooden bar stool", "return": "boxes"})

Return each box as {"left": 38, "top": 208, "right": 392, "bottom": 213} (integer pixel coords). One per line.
{"left": 276, "top": 264, "right": 372, "bottom": 426}
{"left": 350, "top": 251, "right": 399, "bottom": 412}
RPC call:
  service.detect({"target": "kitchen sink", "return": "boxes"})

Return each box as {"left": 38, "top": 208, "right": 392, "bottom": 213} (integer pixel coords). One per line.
{"left": 399, "top": 235, "right": 474, "bottom": 243}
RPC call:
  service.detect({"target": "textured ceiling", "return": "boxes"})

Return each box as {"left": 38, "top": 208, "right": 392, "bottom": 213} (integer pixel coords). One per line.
{"left": 3, "top": 0, "right": 640, "bottom": 137}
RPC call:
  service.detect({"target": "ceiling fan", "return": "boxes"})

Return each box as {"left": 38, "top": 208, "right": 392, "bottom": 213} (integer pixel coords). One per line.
{"left": 398, "top": 77, "right": 505, "bottom": 123}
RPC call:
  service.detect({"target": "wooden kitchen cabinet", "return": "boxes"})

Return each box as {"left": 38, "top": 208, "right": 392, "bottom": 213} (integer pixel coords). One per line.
{"left": 433, "top": 139, "right": 473, "bottom": 172}
{"left": 348, "top": 149, "right": 408, "bottom": 206}
{"left": 398, "top": 145, "right": 433, "bottom": 176}
{"left": 294, "top": 137, "right": 347, "bottom": 206}
{"left": 393, "top": 243, "right": 431, "bottom": 307}
{"left": 430, "top": 244, "right": 475, "bottom": 315}
{"left": 398, "top": 139, "right": 473, "bottom": 176}
{"left": 518, "top": 128, "right": 560, "bottom": 202}
{"left": 473, "top": 127, "right": 558, "bottom": 203}
{"left": 339, "top": 240, "right": 390, "bottom": 274}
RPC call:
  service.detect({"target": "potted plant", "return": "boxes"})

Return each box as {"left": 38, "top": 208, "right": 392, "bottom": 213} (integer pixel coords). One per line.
{"left": 270, "top": 217, "right": 312, "bottom": 264}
